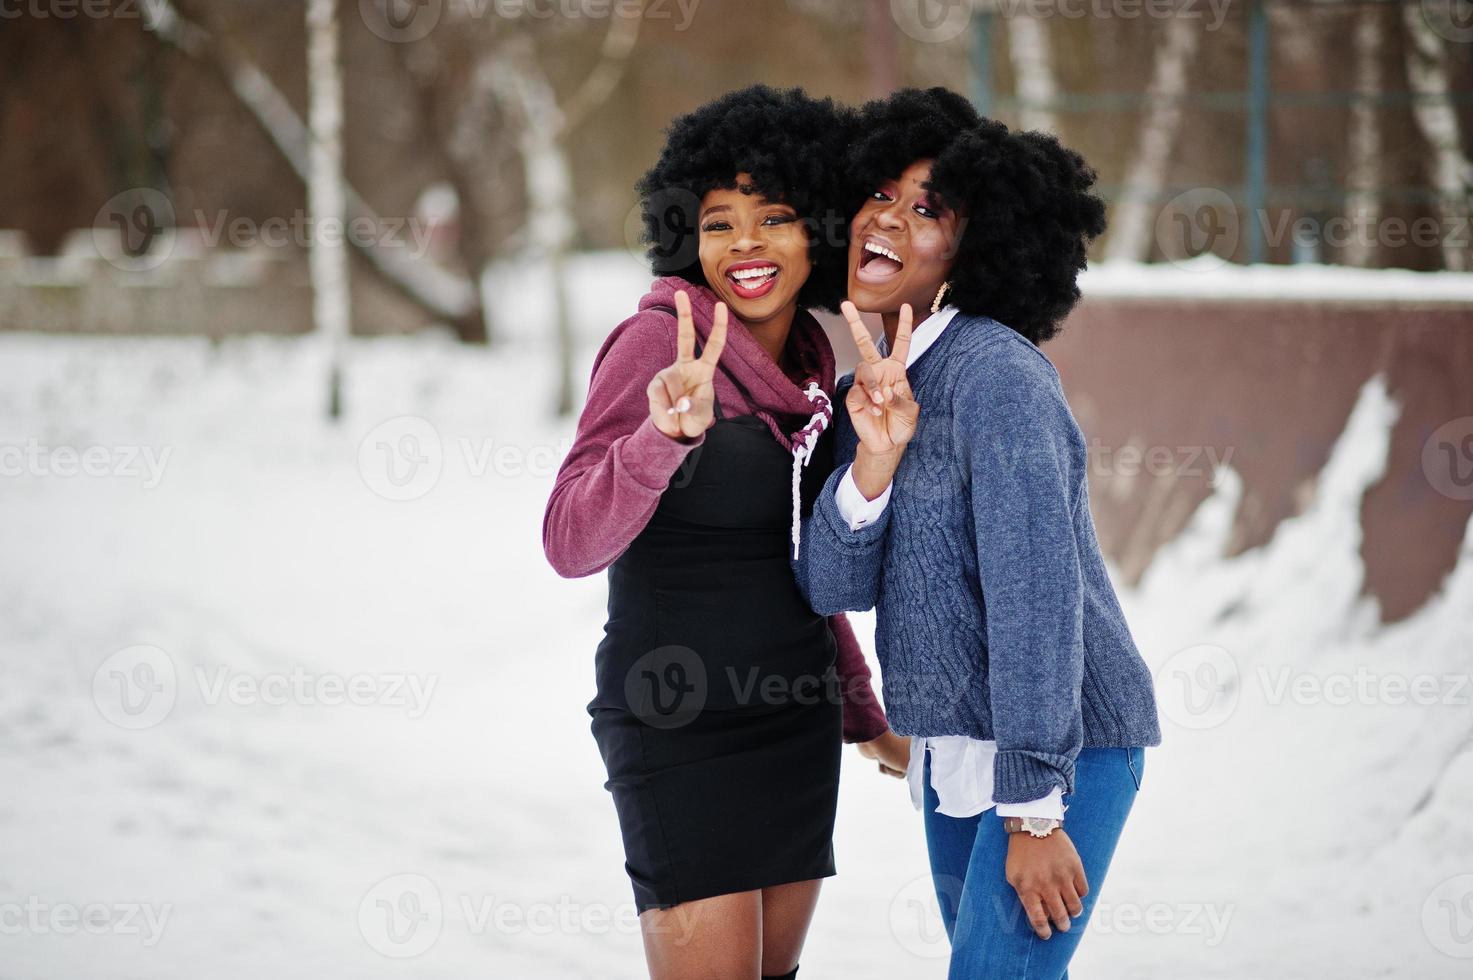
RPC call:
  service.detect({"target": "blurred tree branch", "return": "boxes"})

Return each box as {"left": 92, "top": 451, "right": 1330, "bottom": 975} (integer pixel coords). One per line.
{"left": 142, "top": 0, "right": 486, "bottom": 339}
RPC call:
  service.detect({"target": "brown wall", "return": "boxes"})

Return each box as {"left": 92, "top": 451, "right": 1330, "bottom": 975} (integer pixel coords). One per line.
{"left": 1050, "top": 297, "right": 1473, "bottom": 624}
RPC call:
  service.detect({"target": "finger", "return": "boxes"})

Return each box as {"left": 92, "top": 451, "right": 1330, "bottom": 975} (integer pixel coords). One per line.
{"left": 1062, "top": 881, "right": 1084, "bottom": 920}
{"left": 680, "top": 385, "right": 712, "bottom": 436}
{"left": 700, "top": 302, "right": 728, "bottom": 366}
{"left": 648, "top": 376, "right": 680, "bottom": 436}
{"left": 854, "top": 362, "right": 884, "bottom": 405}
{"left": 890, "top": 303, "right": 914, "bottom": 364}
{"left": 847, "top": 381, "right": 883, "bottom": 421}
{"left": 1022, "top": 894, "right": 1053, "bottom": 940}
{"left": 648, "top": 374, "right": 673, "bottom": 415}
{"left": 658, "top": 369, "right": 686, "bottom": 415}
{"left": 890, "top": 390, "right": 920, "bottom": 427}
{"left": 1043, "top": 889, "right": 1072, "bottom": 933}
{"left": 1074, "top": 868, "right": 1089, "bottom": 901}
{"left": 674, "top": 290, "right": 695, "bottom": 363}
{"left": 841, "top": 300, "right": 883, "bottom": 365}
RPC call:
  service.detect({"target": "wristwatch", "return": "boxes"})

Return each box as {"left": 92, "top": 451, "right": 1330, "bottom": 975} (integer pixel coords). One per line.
{"left": 1002, "top": 816, "right": 1064, "bottom": 838}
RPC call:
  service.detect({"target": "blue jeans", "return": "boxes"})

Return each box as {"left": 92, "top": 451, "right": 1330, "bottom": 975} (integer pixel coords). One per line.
{"left": 923, "top": 747, "right": 1145, "bottom": 980}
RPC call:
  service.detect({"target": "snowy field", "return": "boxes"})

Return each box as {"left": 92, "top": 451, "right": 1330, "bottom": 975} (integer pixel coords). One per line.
{"left": 2, "top": 259, "right": 1472, "bottom": 978}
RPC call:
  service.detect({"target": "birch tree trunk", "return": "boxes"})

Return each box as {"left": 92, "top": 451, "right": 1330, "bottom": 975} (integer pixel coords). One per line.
{"left": 147, "top": 0, "right": 481, "bottom": 335}
{"left": 1105, "top": 12, "right": 1200, "bottom": 263}
{"left": 1004, "top": 10, "right": 1059, "bottom": 134}
{"left": 305, "top": 0, "right": 350, "bottom": 418}
{"left": 1401, "top": 0, "right": 1472, "bottom": 272}
{"left": 489, "top": 42, "right": 579, "bottom": 417}
{"left": 1342, "top": 3, "right": 1384, "bottom": 268}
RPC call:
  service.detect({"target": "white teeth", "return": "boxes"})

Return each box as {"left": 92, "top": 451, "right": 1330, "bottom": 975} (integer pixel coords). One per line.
{"left": 864, "top": 241, "right": 902, "bottom": 264}
{"left": 730, "top": 266, "right": 778, "bottom": 281}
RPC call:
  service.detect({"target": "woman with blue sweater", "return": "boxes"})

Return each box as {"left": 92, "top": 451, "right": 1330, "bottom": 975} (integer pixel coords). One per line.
{"left": 794, "top": 88, "right": 1162, "bottom": 979}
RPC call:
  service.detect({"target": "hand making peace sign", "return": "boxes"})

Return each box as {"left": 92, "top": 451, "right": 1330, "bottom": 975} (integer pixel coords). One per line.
{"left": 647, "top": 290, "right": 729, "bottom": 441}
{"left": 841, "top": 300, "right": 919, "bottom": 456}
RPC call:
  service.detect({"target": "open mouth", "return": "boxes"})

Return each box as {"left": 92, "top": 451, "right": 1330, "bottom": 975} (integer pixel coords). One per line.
{"left": 725, "top": 261, "right": 780, "bottom": 300}
{"left": 856, "top": 238, "right": 904, "bottom": 284}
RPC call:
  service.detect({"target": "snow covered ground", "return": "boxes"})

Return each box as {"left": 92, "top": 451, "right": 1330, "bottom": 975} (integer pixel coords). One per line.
{"left": 2, "top": 259, "right": 1471, "bottom": 978}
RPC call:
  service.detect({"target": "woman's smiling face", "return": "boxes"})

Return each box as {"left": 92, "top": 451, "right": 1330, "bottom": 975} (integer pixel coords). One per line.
{"left": 848, "top": 158, "right": 961, "bottom": 316}
{"left": 698, "top": 174, "right": 811, "bottom": 326}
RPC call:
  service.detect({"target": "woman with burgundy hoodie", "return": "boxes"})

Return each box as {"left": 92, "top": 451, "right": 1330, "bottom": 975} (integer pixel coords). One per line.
{"left": 542, "top": 87, "right": 908, "bottom": 979}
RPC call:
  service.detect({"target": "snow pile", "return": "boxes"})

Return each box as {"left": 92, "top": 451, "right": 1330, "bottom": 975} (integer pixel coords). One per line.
{"left": 0, "top": 261, "right": 1470, "bottom": 977}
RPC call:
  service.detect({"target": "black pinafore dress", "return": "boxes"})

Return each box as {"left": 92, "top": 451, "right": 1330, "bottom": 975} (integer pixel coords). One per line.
{"left": 589, "top": 391, "right": 841, "bottom": 913}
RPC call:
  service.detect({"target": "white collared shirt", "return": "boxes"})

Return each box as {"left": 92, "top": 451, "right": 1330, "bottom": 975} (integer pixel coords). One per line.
{"left": 834, "top": 304, "right": 1064, "bottom": 820}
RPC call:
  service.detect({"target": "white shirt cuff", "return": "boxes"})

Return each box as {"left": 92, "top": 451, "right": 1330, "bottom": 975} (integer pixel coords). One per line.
{"left": 995, "top": 787, "right": 1066, "bottom": 821}
{"left": 834, "top": 466, "right": 891, "bottom": 532}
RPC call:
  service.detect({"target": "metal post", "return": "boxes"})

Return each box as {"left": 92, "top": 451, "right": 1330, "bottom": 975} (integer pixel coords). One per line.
{"left": 971, "top": 8, "right": 993, "bottom": 118}
{"left": 1246, "top": 0, "right": 1270, "bottom": 264}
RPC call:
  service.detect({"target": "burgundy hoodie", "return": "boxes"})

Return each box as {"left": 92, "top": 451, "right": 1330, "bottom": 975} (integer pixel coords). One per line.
{"left": 543, "top": 277, "right": 887, "bottom": 743}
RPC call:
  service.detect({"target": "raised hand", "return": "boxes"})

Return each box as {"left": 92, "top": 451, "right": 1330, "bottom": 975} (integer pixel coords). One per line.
{"left": 647, "top": 290, "right": 728, "bottom": 440}
{"left": 842, "top": 300, "right": 918, "bottom": 457}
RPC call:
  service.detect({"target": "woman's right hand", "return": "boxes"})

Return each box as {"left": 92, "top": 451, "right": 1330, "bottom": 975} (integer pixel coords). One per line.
{"left": 857, "top": 729, "right": 912, "bottom": 779}
{"left": 647, "top": 290, "right": 728, "bottom": 440}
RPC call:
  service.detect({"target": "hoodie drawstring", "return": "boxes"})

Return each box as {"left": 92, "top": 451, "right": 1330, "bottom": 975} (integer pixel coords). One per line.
{"left": 789, "top": 382, "right": 832, "bottom": 560}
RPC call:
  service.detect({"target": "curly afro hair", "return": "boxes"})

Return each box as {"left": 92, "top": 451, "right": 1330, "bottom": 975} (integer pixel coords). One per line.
{"left": 847, "top": 87, "right": 1107, "bottom": 344}
{"left": 636, "top": 85, "right": 855, "bottom": 313}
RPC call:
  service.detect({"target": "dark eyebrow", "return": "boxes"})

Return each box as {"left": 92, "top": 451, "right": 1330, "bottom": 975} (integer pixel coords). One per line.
{"left": 700, "top": 205, "right": 732, "bottom": 220}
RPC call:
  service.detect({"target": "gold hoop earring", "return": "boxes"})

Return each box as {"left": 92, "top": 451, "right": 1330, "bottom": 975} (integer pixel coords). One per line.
{"left": 931, "top": 281, "right": 952, "bottom": 315}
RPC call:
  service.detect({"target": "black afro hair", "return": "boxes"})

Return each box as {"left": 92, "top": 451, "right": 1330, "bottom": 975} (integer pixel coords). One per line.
{"left": 847, "top": 87, "right": 1107, "bottom": 344}
{"left": 635, "top": 85, "right": 854, "bottom": 313}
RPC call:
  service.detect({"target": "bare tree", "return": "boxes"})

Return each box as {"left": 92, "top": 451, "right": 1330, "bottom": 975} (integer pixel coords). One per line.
{"left": 144, "top": 0, "right": 483, "bottom": 338}
{"left": 1401, "top": 0, "right": 1472, "bottom": 272}
{"left": 1001, "top": 6, "right": 1060, "bottom": 134}
{"left": 1342, "top": 2, "right": 1386, "bottom": 268}
{"left": 484, "top": 6, "right": 645, "bottom": 416}
{"left": 305, "top": 0, "right": 350, "bottom": 418}
{"left": 1104, "top": 9, "right": 1200, "bottom": 263}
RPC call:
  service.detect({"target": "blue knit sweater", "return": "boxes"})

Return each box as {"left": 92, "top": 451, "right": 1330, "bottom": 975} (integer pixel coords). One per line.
{"left": 794, "top": 313, "right": 1161, "bottom": 803}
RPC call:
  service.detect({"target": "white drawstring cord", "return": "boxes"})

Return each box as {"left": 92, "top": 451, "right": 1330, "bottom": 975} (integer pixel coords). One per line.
{"left": 789, "top": 382, "right": 832, "bottom": 560}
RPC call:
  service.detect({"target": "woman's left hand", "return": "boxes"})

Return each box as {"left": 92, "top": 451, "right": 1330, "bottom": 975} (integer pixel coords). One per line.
{"left": 1005, "top": 830, "right": 1088, "bottom": 940}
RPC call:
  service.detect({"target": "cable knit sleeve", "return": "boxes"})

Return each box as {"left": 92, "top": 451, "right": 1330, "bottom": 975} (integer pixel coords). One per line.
{"left": 542, "top": 311, "right": 704, "bottom": 578}
{"left": 958, "top": 342, "right": 1089, "bottom": 803}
